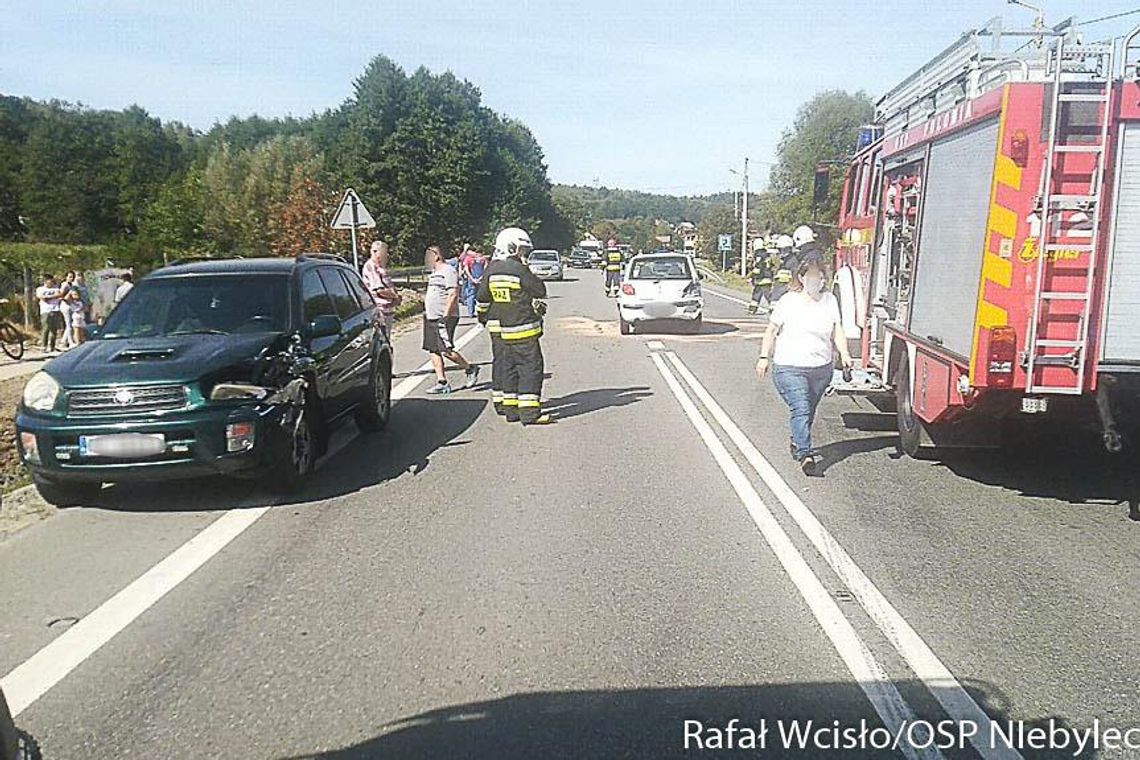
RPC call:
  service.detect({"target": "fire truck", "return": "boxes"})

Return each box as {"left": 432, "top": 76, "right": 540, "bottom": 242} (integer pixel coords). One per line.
{"left": 832, "top": 14, "right": 1140, "bottom": 457}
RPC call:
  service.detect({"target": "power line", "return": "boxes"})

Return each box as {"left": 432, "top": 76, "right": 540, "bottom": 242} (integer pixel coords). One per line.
{"left": 1085, "top": 8, "right": 1140, "bottom": 25}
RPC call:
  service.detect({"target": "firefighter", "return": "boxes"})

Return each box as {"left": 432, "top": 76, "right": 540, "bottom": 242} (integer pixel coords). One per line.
{"left": 604, "top": 248, "right": 623, "bottom": 297}
{"left": 475, "top": 242, "right": 511, "bottom": 415}
{"left": 770, "top": 234, "right": 796, "bottom": 303}
{"left": 476, "top": 227, "right": 552, "bottom": 425}
{"left": 748, "top": 246, "right": 776, "bottom": 314}
{"left": 793, "top": 224, "right": 827, "bottom": 267}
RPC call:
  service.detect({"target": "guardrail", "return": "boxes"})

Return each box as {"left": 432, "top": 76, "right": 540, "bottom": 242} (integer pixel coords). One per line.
{"left": 388, "top": 266, "right": 430, "bottom": 289}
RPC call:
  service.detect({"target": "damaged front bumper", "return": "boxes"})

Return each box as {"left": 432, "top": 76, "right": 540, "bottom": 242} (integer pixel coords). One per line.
{"left": 15, "top": 398, "right": 296, "bottom": 485}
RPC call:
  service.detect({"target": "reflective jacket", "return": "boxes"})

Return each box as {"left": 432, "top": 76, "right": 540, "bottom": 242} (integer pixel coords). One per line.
{"left": 774, "top": 251, "right": 794, "bottom": 284}
{"left": 605, "top": 250, "right": 623, "bottom": 272}
{"left": 475, "top": 257, "right": 548, "bottom": 340}
{"left": 751, "top": 255, "right": 776, "bottom": 287}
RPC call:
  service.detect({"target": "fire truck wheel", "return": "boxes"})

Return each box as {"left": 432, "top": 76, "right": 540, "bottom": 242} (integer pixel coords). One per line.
{"left": 895, "top": 354, "right": 932, "bottom": 459}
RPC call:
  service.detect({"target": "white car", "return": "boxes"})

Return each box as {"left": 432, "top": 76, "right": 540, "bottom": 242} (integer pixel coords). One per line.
{"left": 617, "top": 253, "right": 703, "bottom": 335}
{"left": 527, "top": 249, "right": 564, "bottom": 281}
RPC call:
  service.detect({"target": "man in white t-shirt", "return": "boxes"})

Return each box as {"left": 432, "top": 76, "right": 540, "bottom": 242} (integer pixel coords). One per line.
{"left": 36, "top": 274, "right": 64, "bottom": 352}
{"left": 422, "top": 246, "right": 479, "bottom": 394}
{"left": 756, "top": 254, "right": 852, "bottom": 475}
{"left": 114, "top": 272, "right": 134, "bottom": 304}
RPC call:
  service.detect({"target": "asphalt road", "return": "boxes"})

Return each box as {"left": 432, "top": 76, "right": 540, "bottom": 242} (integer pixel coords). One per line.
{"left": 1, "top": 269, "right": 1139, "bottom": 759}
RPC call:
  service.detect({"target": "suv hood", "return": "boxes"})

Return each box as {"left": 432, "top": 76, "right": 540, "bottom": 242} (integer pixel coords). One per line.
{"left": 43, "top": 333, "right": 286, "bottom": 388}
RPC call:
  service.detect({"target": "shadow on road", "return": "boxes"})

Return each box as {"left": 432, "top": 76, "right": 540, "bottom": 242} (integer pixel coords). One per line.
{"left": 279, "top": 680, "right": 1091, "bottom": 759}
{"left": 87, "top": 398, "right": 486, "bottom": 512}
{"left": 938, "top": 432, "right": 1140, "bottom": 520}
{"left": 830, "top": 400, "right": 1140, "bottom": 518}
{"left": 544, "top": 386, "right": 652, "bottom": 421}
{"left": 635, "top": 320, "right": 739, "bottom": 337}
{"left": 839, "top": 411, "right": 898, "bottom": 433}
{"left": 814, "top": 434, "right": 898, "bottom": 474}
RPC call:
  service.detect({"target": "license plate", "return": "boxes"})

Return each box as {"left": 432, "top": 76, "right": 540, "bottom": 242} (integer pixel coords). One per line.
{"left": 79, "top": 433, "right": 166, "bottom": 458}
{"left": 1021, "top": 397, "right": 1049, "bottom": 414}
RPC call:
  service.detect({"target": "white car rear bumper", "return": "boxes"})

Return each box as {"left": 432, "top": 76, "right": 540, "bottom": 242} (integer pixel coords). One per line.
{"left": 619, "top": 299, "right": 702, "bottom": 322}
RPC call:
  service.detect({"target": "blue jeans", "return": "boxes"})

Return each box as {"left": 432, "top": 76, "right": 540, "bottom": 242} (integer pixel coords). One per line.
{"left": 772, "top": 363, "right": 833, "bottom": 460}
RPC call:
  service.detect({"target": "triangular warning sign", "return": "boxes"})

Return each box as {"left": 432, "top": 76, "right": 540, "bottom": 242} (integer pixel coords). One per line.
{"left": 330, "top": 188, "right": 376, "bottom": 229}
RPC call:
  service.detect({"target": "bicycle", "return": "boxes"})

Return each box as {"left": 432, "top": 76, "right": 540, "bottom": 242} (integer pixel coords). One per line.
{"left": 0, "top": 299, "right": 26, "bottom": 360}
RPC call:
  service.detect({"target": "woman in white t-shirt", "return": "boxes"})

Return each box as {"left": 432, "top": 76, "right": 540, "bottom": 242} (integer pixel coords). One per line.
{"left": 756, "top": 255, "right": 852, "bottom": 475}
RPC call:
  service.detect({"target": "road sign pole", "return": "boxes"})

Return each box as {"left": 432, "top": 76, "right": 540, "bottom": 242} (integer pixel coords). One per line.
{"left": 350, "top": 196, "right": 361, "bottom": 270}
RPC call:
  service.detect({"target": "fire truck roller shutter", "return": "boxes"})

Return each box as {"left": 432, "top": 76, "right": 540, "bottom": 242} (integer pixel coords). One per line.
{"left": 908, "top": 119, "right": 1001, "bottom": 358}
{"left": 1101, "top": 123, "right": 1140, "bottom": 366}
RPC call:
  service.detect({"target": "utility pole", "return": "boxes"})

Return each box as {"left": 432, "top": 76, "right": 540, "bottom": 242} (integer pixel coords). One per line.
{"left": 740, "top": 157, "right": 749, "bottom": 278}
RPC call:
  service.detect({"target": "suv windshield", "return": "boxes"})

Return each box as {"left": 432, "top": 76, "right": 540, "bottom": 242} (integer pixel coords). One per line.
{"left": 530, "top": 251, "right": 559, "bottom": 262}
{"left": 101, "top": 274, "right": 291, "bottom": 338}
{"left": 630, "top": 257, "right": 692, "bottom": 280}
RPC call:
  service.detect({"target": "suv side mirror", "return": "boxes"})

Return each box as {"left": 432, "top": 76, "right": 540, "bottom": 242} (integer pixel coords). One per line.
{"left": 85, "top": 323, "right": 102, "bottom": 339}
{"left": 308, "top": 314, "right": 342, "bottom": 339}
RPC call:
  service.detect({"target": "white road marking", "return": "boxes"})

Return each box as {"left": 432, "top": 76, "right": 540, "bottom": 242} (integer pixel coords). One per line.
{"left": 1, "top": 323, "right": 484, "bottom": 718}
{"left": 650, "top": 353, "right": 941, "bottom": 760}
{"left": 662, "top": 350, "right": 1022, "bottom": 760}
{"left": 703, "top": 287, "right": 752, "bottom": 307}
{"left": 1, "top": 507, "right": 267, "bottom": 717}
{"left": 645, "top": 340, "right": 666, "bottom": 351}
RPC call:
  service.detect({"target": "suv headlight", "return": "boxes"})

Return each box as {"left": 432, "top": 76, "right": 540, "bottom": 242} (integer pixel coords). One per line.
{"left": 210, "top": 382, "right": 271, "bottom": 401}
{"left": 23, "top": 371, "right": 61, "bottom": 412}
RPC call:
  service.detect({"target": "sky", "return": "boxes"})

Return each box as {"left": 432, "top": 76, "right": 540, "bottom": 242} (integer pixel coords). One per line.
{"left": 2, "top": 0, "right": 1137, "bottom": 195}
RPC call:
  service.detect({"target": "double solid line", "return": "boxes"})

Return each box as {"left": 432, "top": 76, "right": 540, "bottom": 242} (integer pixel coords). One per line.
{"left": 651, "top": 349, "right": 1021, "bottom": 760}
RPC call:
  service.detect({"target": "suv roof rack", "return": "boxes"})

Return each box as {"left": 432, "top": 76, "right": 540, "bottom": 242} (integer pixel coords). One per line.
{"left": 296, "top": 252, "right": 349, "bottom": 265}
{"left": 167, "top": 255, "right": 241, "bottom": 266}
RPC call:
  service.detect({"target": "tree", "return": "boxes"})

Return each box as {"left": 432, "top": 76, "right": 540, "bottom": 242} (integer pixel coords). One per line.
{"left": 111, "top": 105, "right": 184, "bottom": 235}
{"left": 0, "top": 96, "right": 35, "bottom": 240}
{"left": 275, "top": 166, "right": 337, "bottom": 257}
{"left": 766, "top": 90, "right": 874, "bottom": 235}
{"left": 139, "top": 165, "right": 210, "bottom": 256}
{"left": 18, "top": 105, "right": 120, "bottom": 242}
{"left": 696, "top": 204, "right": 737, "bottom": 262}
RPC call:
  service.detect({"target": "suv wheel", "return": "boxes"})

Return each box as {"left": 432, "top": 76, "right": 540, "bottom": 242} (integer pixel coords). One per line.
{"left": 356, "top": 353, "right": 392, "bottom": 433}
{"left": 32, "top": 476, "right": 101, "bottom": 507}
{"left": 271, "top": 394, "right": 316, "bottom": 492}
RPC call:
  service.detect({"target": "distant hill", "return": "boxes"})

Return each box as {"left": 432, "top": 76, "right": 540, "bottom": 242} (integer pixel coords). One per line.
{"left": 552, "top": 184, "right": 728, "bottom": 225}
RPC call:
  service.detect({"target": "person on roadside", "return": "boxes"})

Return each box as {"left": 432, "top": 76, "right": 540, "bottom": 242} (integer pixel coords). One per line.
{"left": 460, "top": 243, "right": 487, "bottom": 317}
{"left": 114, "top": 272, "right": 134, "bottom": 304}
{"left": 58, "top": 271, "right": 77, "bottom": 349}
{"left": 36, "top": 274, "right": 64, "bottom": 352}
{"left": 362, "top": 240, "right": 401, "bottom": 336}
{"left": 756, "top": 253, "right": 852, "bottom": 476}
{"left": 65, "top": 284, "right": 87, "bottom": 346}
{"left": 72, "top": 269, "right": 92, "bottom": 323}
{"left": 423, "top": 246, "right": 480, "bottom": 394}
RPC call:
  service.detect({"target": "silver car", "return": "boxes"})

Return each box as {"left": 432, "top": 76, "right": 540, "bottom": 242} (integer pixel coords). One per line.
{"left": 527, "top": 249, "right": 564, "bottom": 281}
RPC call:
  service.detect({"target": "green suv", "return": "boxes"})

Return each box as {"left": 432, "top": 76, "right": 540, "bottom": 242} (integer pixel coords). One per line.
{"left": 14, "top": 255, "right": 393, "bottom": 505}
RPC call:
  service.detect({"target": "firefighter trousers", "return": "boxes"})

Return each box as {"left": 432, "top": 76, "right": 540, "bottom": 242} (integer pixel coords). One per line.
{"left": 500, "top": 336, "right": 545, "bottom": 423}
{"left": 490, "top": 334, "right": 507, "bottom": 415}
{"left": 605, "top": 270, "right": 621, "bottom": 292}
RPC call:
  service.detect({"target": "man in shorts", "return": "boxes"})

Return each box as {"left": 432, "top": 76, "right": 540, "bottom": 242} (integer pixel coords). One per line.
{"left": 423, "top": 246, "right": 479, "bottom": 394}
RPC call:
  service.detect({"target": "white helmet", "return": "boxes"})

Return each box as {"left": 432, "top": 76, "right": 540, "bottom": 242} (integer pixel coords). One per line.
{"left": 792, "top": 225, "right": 816, "bottom": 248}
{"left": 776, "top": 234, "right": 794, "bottom": 250}
{"left": 493, "top": 227, "right": 533, "bottom": 260}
